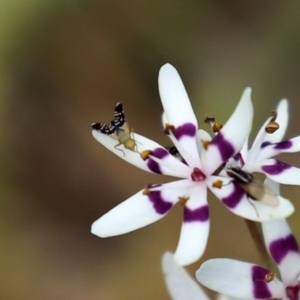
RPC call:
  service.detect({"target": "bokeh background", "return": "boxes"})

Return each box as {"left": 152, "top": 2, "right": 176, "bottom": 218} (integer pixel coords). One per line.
{"left": 1, "top": 1, "right": 300, "bottom": 299}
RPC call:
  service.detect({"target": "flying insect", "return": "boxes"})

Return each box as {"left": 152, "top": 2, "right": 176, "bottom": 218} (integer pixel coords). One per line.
{"left": 92, "top": 102, "right": 138, "bottom": 155}
{"left": 227, "top": 167, "right": 279, "bottom": 208}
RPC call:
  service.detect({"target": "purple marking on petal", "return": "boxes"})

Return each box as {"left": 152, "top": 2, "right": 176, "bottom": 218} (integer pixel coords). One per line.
{"left": 175, "top": 123, "right": 196, "bottom": 139}
{"left": 210, "top": 132, "right": 235, "bottom": 162}
{"left": 183, "top": 205, "right": 209, "bottom": 222}
{"left": 261, "top": 160, "right": 291, "bottom": 175}
{"left": 261, "top": 141, "right": 271, "bottom": 148}
{"left": 222, "top": 183, "right": 245, "bottom": 208}
{"left": 147, "top": 148, "right": 169, "bottom": 174}
{"left": 269, "top": 234, "right": 299, "bottom": 264}
{"left": 251, "top": 265, "right": 272, "bottom": 298}
{"left": 148, "top": 190, "right": 173, "bottom": 215}
{"left": 274, "top": 140, "right": 293, "bottom": 150}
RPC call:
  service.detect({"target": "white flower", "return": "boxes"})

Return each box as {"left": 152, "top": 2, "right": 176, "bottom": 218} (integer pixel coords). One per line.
{"left": 196, "top": 217, "right": 300, "bottom": 300}
{"left": 162, "top": 252, "right": 243, "bottom": 300}
{"left": 91, "top": 63, "right": 293, "bottom": 266}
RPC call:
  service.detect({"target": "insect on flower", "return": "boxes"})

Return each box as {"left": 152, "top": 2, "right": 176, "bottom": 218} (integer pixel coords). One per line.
{"left": 91, "top": 102, "right": 138, "bottom": 156}
{"left": 227, "top": 167, "right": 279, "bottom": 212}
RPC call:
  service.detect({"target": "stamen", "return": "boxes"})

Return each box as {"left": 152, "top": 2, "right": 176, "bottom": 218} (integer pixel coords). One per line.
{"left": 204, "top": 115, "right": 215, "bottom": 126}
{"left": 140, "top": 150, "right": 153, "bottom": 160}
{"left": 201, "top": 139, "right": 211, "bottom": 150}
{"left": 212, "top": 180, "right": 223, "bottom": 188}
{"left": 265, "top": 272, "right": 275, "bottom": 283}
{"left": 191, "top": 168, "right": 206, "bottom": 182}
{"left": 265, "top": 121, "right": 279, "bottom": 134}
{"left": 179, "top": 196, "right": 189, "bottom": 205}
{"left": 212, "top": 122, "right": 223, "bottom": 133}
{"left": 163, "top": 123, "right": 176, "bottom": 135}
{"left": 204, "top": 116, "right": 223, "bottom": 133}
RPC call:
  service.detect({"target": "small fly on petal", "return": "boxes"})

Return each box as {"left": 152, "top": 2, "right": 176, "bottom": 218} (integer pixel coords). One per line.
{"left": 92, "top": 102, "right": 139, "bottom": 156}
{"left": 227, "top": 167, "right": 279, "bottom": 209}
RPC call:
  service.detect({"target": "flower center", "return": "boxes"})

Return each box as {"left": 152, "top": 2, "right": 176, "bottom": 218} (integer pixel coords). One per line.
{"left": 191, "top": 168, "right": 206, "bottom": 182}
{"left": 286, "top": 285, "right": 300, "bottom": 300}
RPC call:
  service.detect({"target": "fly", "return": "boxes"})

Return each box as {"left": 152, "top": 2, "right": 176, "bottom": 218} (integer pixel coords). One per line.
{"left": 227, "top": 167, "right": 279, "bottom": 215}
{"left": 92, "top": 102, "right": 138, "bottom": 156}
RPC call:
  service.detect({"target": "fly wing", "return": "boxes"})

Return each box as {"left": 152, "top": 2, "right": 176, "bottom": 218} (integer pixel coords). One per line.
{"left": 259, "top": 184, "right": 280, "bottom": 207}
{"left": 91, "top": 123, "right": 117, "bottom": 135}
{"left": 112, "top": 102, "right": 126, "bottom": 127}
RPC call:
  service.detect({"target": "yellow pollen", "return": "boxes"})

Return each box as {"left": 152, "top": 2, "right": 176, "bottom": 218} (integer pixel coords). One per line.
{"left": 179, "top": 197, "right": 189, "bottom": 205}
{"left": 201, "top": 139, "right": 211, "bottom": 150}
{"left": 212, "top": 180, "right": 223, "bottom": 188}
{"left": 140, "top": 150, "right": 153, "bottom": 160}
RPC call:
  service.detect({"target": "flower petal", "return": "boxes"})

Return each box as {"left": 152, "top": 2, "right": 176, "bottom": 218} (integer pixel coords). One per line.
{"left": 205, "top": 88, "right": 253, "bottom": 174}
{"left": 92, "top": 130, "right": 189, "bottom": 177}
{"left": 159, "top": 64, "right": 201, "bottom": 167}
{"left": 196, "top": 259, "right": 285, "bottom": 299}
{"left": 262, "top": 219, "right": 300, "bottom": 286}
{"left": 91, "top": 184, "right": 182, "bottom": 237}
{"left": 207, "top": 176, "right": 294, "bottom": 221}
{"left": 248, "top": 159, "right": 300, "bottom": 185}
{"left": 174, "top": 184, "right": 210, "bottom": 266}
{"left": 162, "top": 252, "right": 210, "bottom": 300}
{"left": 159, "top": 63, "right": 197, "bottom": 129}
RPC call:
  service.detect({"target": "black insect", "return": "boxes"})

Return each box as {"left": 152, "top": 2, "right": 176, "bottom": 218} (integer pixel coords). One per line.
{"left": 92, "top": 102, "right": 137, "bottom": 155}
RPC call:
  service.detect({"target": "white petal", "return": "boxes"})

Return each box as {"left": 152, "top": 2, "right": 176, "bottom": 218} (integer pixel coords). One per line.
{"left": 162, "top": 252, "right": 210, "bottom": 300}
{"left": 248, "top": 159, "right": 300, "bottom": 185}
{"left": 262, "top": 219, "right": 300, "bottom": 286}
{"left": 205, "top": 88, "right": 253, "bottom": 175}
{"left": 207, "top": 176, "right": 294, "bottom": 221}
{"left": 92, "top": 130, "right": 189, "bottom": 177}
{"left": 91, "top": 185, "right": 180, "bottom": 237}
{"left": 196, "top": 259, "right": 285, "bottom": 299}
{"left": 174, "top": 184, "right": 210, "bottom": 266}
{"left": 159, "top": 63, "right": 197, "bottom": 128}
{"left": 264, "top": 99, "right": 289, "bottom": 144}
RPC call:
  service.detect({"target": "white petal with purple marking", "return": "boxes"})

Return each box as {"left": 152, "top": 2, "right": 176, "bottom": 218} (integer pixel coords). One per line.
{"left": 262, "top": 219, "right": 300, "bottom": 286}
{"left": 204, "top": 88, "right": 253, "bottom": 175}
{"left": 91, "top": 186, "right": 180, "bottom": 237}
{"left": 174, "top": 184, "right": 209, "bottom": 266}
{"left": 162, "top": 252, "right": 210, "bottom": 300}
{"left": 196, "top": 259, "right": 285, "bottom": 299}
{"left": 92, "top": 131, "right": 189, "bottom": 177}
{"left": 207, "top": 177, "right": 294, "bottom": 221}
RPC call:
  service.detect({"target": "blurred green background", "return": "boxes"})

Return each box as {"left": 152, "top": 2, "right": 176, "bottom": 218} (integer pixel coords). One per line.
{"left": 1, "top": 1, "right": 300, "bottom": 299}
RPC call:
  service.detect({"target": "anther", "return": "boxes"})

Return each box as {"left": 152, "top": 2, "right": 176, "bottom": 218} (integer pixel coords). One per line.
{"left": 212, "top": 180, "right": 223, "bottom": 188}
{"left": 163, "top": 123, "right": 176, "bottom": 135}
{"left": 265, "top": 121, "right": 279, "bottom": 134}
{"left": 140, "top": 150, "right": 153, "bottom": 160}
{"left": 201, "top": 140, "right": 211, "bottom": 150}
{"left": 265, "top": 272, "right": 275, "bottom": 283}
{"left": 178, "top": 196, "right": 189, "bottom": 205}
